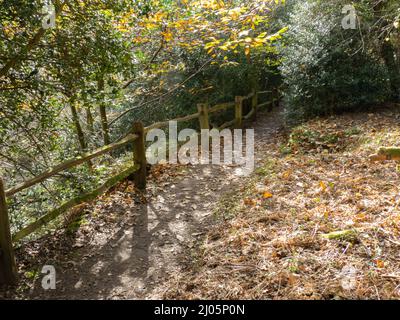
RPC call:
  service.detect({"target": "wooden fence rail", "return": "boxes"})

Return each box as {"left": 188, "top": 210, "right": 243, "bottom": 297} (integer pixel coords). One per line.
{"left": 0, "top": 88, "right": 279, "bottom": 285}
{"left": 12, "top": 165, "right": 140, "bottom": 243}
{"left": 5, "top": 133, "right": 139, "bottom": 197}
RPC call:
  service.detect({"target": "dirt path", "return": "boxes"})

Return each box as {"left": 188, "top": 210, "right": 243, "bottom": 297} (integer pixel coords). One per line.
{"left": 8, "top": 107, "right": 284, "bottom": 300}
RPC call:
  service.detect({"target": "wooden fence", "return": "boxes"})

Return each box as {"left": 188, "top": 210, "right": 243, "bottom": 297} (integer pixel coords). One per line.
{"left": 0, "top": 89, "right": 278, "bottom": 284}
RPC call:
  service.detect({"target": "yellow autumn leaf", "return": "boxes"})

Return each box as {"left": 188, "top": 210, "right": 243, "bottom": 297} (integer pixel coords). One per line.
{"left": 375, "top": 259, "right": 385, "bottom": 268}
{"left": 282, "top": 169, "right": 292, "bottom": 179}
{"left": 353, "top": 213, "right": 367, "bottom": 223}
{"left": 162, "top": 31, "right": 173, "bottom": 42}
{"left": 263, "top": 192, "right": 273, "bottom": 199}
{"left": 319, "top": 181, "right": 327, "bottom": 192}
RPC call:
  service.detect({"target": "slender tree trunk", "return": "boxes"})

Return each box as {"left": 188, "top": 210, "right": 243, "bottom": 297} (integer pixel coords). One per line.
{"left": 99, "top": 105, "right": 110, "bottom": 145}
{"left": 98, "top": 78, "right": 110, "bottom": 146}
{"left": 70, "top": 101, "right": 87, "bottom": 151}
{"left": 381, "top": 41, "right": 400, "bottom": 101}
{"left": 373, "top": 1, "right": 400, "bottom": 101}
{"left": 69, "top": 97, "right": 92, "bottom": 169}
{"left": 86, "top": 106, "right": 94, "bottom": 136}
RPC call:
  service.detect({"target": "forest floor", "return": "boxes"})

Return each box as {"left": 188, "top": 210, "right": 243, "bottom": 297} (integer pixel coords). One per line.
{"left": 162, "top": 104, "right": 400, "bottom": 300}
{"left": 2, "top": 104, "right": 400, "bottom": 300}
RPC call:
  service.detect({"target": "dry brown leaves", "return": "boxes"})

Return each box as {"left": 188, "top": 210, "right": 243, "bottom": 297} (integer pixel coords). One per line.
{"left": 163, "top": 105, "right": 400, "bottom": 300}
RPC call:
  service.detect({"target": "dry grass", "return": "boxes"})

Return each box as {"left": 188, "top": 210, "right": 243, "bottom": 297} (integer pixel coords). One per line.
{"left": 163, "top": 105, "right": 400, "bottom": 300}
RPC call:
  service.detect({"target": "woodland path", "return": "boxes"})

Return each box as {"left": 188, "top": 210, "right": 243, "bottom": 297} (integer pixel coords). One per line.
{"left": 13, "top": 107, "right": 284, "bottom": 300}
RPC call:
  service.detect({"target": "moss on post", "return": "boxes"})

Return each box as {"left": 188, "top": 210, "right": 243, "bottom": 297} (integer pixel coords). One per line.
{"left": 0, "top": 178, "right": 17, "bottom": 285}
{"left": 321, "top": 229, "right": 358, "bottom": 241}
{"left": 369, "top": 147, "right": 400, "bottom": 162}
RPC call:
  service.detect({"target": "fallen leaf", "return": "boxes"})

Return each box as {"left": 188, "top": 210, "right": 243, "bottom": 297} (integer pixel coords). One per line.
{"left": 375, "top": 259, "right": 385, "bottom": 269}
{"left": 282, "top": 170, "right": 292, "bottom": 179}
{"left": 263, "top": 192, "right": 273, "bottom": 199}
{"left": 244, "top": 198, "right": 256, "bottom": 206}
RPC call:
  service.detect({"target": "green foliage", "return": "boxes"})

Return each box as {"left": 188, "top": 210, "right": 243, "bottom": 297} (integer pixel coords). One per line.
{"left": 286, "top": 121, "right": 362, "bottom": 154}
{"left": 280, "top": 0, "right": 391, "bottom": 124}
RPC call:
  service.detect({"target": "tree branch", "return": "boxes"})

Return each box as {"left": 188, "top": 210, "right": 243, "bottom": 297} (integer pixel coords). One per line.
{"left": 110, "top": 58, "right": 213, "bottom": 127}
{"left": 0, "top": 0, "right": 66, "bottom": 78}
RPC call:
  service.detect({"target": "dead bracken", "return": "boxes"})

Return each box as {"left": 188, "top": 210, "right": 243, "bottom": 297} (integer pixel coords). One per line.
{"left": 162, "top": 106, "right": 400, "bottom": 300}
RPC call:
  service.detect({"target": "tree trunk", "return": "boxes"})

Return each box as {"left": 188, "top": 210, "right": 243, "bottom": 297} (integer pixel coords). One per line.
{"left": 86, "top": 106, "right": 94, "bottom": 136}
{"left": 69, "top": 98, "right": 92, "bottom": 169}
{"left": 373, "top": 1, "right": 400, "bottom": 101}
{"left": 70, "top": 101, "right": 87, "bottom": 151}
{"left": 381, "top": 41, "right": 400, "bottom": 101}
{"left": 98, "top": 78, "right": 110, "bottom": 146}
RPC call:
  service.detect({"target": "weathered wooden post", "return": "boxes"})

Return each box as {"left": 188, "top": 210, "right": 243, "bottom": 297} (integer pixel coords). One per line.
{"left": 235, "top": 96, "right": 243, "bottom": 128}
{"left": 197, "top": 103, "right": 210, "bottom": 130}
{"left": 251, "top": 89, "right": 258, "bottom": 121}
{"left": 132, "top": 122, "right": 147, "bottom": 190}
{"left": 0, "top": 178, "right": 17, "bottom": 285}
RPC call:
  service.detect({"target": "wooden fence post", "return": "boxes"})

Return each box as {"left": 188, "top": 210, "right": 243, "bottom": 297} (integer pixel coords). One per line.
{"left": 235, "top": 96, "right": 243, "bottom": 128}
{"left": 132, "top": 122, "right": 147, "bottom": 190}
{"left": 0, "top": 177, "right": 17, "bottom": 285}
{"left": 197, "top": 103, "right": 210, "bottom": 130}
{"left": 251, "top": 89, "right": 258, "bottom": 121}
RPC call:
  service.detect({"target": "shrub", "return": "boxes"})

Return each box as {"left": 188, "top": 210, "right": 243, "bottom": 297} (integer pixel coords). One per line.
{"left": 279, "top": 0, "right": 391, "bottom": 125}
